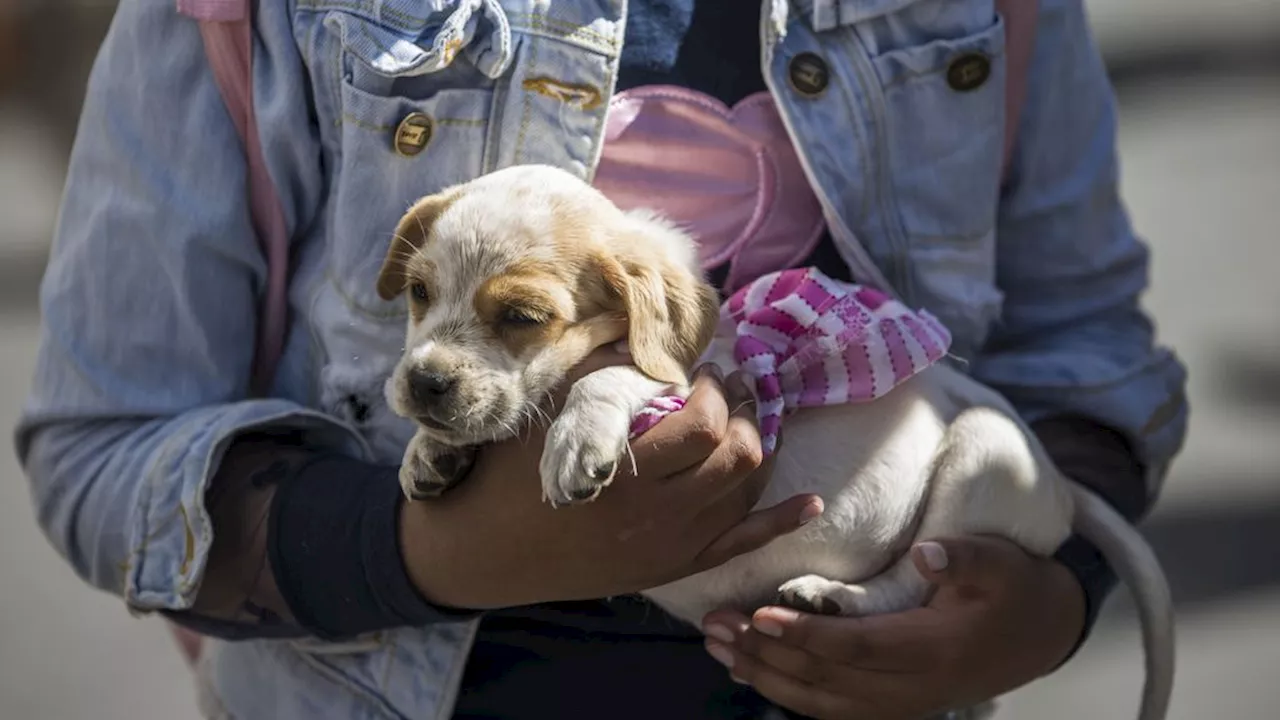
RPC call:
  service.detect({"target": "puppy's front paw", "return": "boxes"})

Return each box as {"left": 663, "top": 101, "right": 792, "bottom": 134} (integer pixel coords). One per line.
{"left": 539, "top": 402, "right": 632, "bottom": 508}
{"left": 400, "top": 433, "right": 477, "bottom": 501}
{"left": 777, "top": 575, "right": 864, "bottom": 617}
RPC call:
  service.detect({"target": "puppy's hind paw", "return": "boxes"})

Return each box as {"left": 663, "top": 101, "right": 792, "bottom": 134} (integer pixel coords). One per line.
{"left": 777, "top": 575, "right": 864, "bottom": 617}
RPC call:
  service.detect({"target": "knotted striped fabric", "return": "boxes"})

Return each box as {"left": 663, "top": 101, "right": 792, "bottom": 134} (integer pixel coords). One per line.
{"left": 628, "top": 267, "right": 952, "bottom": 455}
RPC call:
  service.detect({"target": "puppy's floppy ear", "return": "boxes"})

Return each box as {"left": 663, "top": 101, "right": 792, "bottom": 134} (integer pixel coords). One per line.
{"left": 376, "top": 191, "right": 456, "bottom": 301}
{"left": 599, "top": 254, "right": 720, "bottom": 386}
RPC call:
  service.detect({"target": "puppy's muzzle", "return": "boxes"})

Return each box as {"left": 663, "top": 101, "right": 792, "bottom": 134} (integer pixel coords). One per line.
{"left": 408, "top": 368, "right": 458, "bottom": 427}
{"left": 410, "top": 369, "right": 454, "bottom": 403}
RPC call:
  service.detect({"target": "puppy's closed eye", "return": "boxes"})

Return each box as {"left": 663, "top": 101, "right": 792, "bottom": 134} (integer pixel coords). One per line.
{"left": 477, "top": 271, "right": 566, "bottom": 328}
{"left": 499, "top": 306, "right": 546, "bottom": 326}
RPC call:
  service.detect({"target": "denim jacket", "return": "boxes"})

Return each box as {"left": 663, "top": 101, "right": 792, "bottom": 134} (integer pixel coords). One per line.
{"left": 17, "top": 0, "right": 1187, "bottom": 717}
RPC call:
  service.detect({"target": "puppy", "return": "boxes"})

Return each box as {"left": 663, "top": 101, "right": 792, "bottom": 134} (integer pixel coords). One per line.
{"left": 379, "top": 165, "right": 1173, "bottom": 720}
{"left": 377, "top": 165, "right": 719, "bottom": 502}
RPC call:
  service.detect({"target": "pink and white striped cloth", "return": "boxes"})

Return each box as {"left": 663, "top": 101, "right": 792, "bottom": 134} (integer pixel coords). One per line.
{"left": 628, "top": 267, "right": 952, "bottom": 455}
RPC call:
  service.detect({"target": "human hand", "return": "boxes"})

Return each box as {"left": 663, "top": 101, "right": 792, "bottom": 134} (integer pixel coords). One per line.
{"left": 400, "top": 349, "right": 823, "bottom": 610}
{"left": 701, "top": 536, "right": 1086, "bottom": 720}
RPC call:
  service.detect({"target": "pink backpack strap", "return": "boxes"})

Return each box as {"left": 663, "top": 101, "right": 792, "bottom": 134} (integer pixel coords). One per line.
{"left": 995, "top": 0, "right": 1039, "bottom": 181}
{"left": 169, "top": 1, "right": 289, "bottom": 665}
{"left": 179, "top": 0, "right": 289, "bottom": 397}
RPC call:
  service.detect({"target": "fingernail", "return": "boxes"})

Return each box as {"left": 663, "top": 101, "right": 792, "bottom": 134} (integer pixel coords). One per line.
{"left": 759, "top": 607, "right": 799, "bottom": 624}
{"left": 703, "top": 623, "right": 735, "bottom": 644}
{"left": 798, "top": 498, "right": 824, "bottom": 526}
{"left": 613, "top": 340, "right": 631, "bottom": 355}
{"left": 917, "top": 541, "right": 949, "bottom": 572}
{"left": 696, "top": 362, "right": 724, "bottom": 382}
{"left": 730, "top": 674, "right": 749, "bottom": 685}
{"left": 705, "top": 641, "right": 735, "bottom": 670}
{"left": 752, "top": 618, "right": 784, "bottom": 638}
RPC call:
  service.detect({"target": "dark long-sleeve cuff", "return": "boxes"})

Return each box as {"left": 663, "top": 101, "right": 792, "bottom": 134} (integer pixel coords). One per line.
{"left": 1034, "top": 416, "right": 1150, "bottom": 664}
{"left": 268, "top": 452, "right": 478, "bottom": 640}
{"left": 1051, "top": 532, "right": 1118, "bottom": 663}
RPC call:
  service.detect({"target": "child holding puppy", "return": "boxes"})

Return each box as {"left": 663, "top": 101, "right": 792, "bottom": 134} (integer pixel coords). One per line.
{"left": 18, "top": 0, "right": 1185, "bottom": 718}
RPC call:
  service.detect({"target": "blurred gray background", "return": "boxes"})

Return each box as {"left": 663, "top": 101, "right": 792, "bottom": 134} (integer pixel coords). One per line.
{"left": 2, "top": 1, "right": 1278, "bottom": 718}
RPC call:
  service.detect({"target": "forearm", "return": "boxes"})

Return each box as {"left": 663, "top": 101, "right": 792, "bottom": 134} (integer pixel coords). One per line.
{"left": 19, "top": 407, "right": 474, "bottom": 643}
{"left": 170, "top": 434, "right": 475, "bottom": 641}
{"left": 170, "top": 434, "right": 311, "bottom": 639}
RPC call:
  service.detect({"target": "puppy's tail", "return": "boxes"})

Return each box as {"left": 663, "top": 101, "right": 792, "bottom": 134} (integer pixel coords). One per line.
{"left": 1070, "top": 482, "right": 1174, "bottom": 720}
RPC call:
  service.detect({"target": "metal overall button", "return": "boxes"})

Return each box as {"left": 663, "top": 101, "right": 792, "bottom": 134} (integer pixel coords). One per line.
{"left": 788, "top": 52, "right": 830, "bottom": 97}
{"left": 946, "top": 53, "right": 991, "bottom": 92}
{"left": 394, "top": 112, "right": 434, "bottom": 157}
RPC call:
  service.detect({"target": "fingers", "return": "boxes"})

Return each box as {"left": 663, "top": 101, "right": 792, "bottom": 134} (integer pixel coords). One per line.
{"left": 699, "top": 609, "right": 940, "bottom": 719}
{"left": 703, "top": 637, "right": 861, "bottom": 720}
{"left": 690, "top": 495, "right": 822, "bottom": 571}
{"left": 910, "top": 536, "right": 1030, "bottom": 593}
{"left": 633, "top": 364, "right": 732, "bottom": 477}
{"left": 668, "top": 371, "right": 764, "bottom": 501}
{"left": 672, "top": 369, "right": 805, "bottom": 567}
{"left": 737, "top": 605, "right": 953, "bottom": 672}
{"left": 700, "top": 610, "right": 932, "bottom": 718}
{"left": 722, "top": 370, "right": 759, "bottom": 418}
{"left": 705, "top": 613, "right": 839, "bottom": 685}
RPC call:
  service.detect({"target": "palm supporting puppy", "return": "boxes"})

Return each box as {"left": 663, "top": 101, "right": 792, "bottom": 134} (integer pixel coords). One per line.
{"left": 378, "top": 165, "right": 1173, "bottom": 720}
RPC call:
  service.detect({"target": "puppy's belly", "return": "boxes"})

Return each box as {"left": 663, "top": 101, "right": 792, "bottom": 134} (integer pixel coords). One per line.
{"left": 643, "top": 383, "right": 951, "bottom": 626}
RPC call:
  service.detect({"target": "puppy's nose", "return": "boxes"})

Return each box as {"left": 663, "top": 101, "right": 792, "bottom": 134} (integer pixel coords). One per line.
{"left": 410, "top": 370, "right": 455, "bottom": 405}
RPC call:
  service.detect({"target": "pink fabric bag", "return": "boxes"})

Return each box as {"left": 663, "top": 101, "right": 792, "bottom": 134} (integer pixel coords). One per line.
{"left": 627, "top": 267, "right": 954, "bottom": 454}
{"left": 168, "top": 0, "right": 1038, "bottom": 665}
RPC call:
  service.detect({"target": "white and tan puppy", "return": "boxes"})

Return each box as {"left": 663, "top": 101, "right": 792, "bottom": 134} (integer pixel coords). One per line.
{"left": 378, "top": 165, "right": 1173, "bottom": 720}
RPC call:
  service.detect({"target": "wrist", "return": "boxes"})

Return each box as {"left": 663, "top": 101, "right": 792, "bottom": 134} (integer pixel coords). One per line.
{"left": 1046, "top": 554, "right": 1087, "bottom": 664}
{"left": 1031, "top": 417, "right": 1139, "bottom": 665}
{"left": 1050, "top": 534, "right": 1118, "bottom": 667}
{"left": 398, "top": 493, "right": 534, "bottom": 612}
{"left": 397, "top": 496, "right": 476, "bottom": 611}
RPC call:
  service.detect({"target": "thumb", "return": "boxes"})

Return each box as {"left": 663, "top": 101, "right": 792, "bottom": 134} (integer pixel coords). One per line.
{"left": 910, "top": 535, "right": 1026, "bottom": 592}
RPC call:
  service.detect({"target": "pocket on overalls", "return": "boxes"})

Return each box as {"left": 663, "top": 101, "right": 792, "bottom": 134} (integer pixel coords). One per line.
{"left": 854, "top": 0, "right": 1006, "bottom": 240}
{"left": 306, "top": 2, "right": 512, "bottom": 459}
{"left": 320, "top": 1, "right": 509, "bottom": 314}
{"left": 838, "top": 0, "right": 1007, "bottom": 351}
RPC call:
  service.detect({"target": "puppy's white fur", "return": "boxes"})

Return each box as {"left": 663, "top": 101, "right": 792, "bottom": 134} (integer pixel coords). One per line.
{"left": 381, "top": 165, "right": 1173, "bottom": 720}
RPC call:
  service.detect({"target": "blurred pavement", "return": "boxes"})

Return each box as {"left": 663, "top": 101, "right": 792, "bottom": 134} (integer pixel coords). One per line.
{"left": 1, "top": 3, "right": 1278, "bottom": 719}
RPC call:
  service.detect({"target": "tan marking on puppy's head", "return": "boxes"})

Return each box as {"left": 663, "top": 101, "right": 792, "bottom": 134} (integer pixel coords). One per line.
{"left": 472, "top": 260, "right": 572, "bottom": 357}
{"left": 376, "top": 191, "right": 458, "bottom": 306}
{"left": 377, "top": 165, "right": 718, "bottom": 446}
